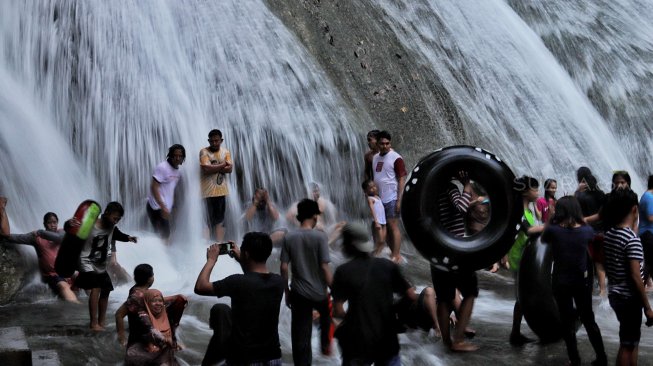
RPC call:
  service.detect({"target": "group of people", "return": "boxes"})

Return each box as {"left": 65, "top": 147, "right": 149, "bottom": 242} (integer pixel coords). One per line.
{"left": 2, "top": 126, "right": 653, "bottom": 366}
{"left": 506, "top": 169, "right": 653, "bottom": 366}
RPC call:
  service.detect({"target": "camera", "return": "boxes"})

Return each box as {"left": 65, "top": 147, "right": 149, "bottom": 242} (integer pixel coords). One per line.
{"left": 217, "top": 242, "right": 233, "bottom": 255}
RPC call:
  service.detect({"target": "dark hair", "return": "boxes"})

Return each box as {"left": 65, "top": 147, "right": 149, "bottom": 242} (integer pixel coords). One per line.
{"left": 543, "top": 179, "right": 557, "bottom": 200}
{"left": 602, "top": 188, "right": 638, "bottom": 229}
{"left": 376, "top": 130, "right": 391, "bottom": 141}
{"left": 649, "top": 175, "right": 653, "bottom": 190}
{"left": 550, "top": 196, "right": 584, "bottom": 227}
{"left": 296, "top": 198, "right": 320, "bottom": 222}
{"left": 611, "top": 171, "right": 631, "bottom": 189}
{"left": 208, "top": 129, "right": 223, "bottom": 139}
{"left": 514, "top": 176, "right": 539, "bottom": 193}
{"left": 133, "top": 263, "right": 154, "bottom": 286}
{"left": 366, "top": 130, "right": 380, "bottom": 139}
{"left": 241, "top": 232, "right": 273, "bottom": 263}
{"left": 361, "top": 179, "right": 374, "bottom": 191}
{"left": 43, "top": 212, "right": 58, "bottom": 226}
{"left": 167, "top": 144, "right": 186, "bottom": 163}
{"left": 577, "top": 167, "right": 602, "bottom": 193}
{"left": 104, "top": 201, "right": 124, "bottom": 216}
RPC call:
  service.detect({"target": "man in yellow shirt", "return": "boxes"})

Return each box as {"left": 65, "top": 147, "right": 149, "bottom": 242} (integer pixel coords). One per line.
{"left": 200, "top": 129, "right": 233, "bottom": 241}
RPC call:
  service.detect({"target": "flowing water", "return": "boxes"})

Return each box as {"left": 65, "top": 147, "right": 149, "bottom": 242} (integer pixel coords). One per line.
{"left": 1, "top": 0, "right": 652, "bottom": 365}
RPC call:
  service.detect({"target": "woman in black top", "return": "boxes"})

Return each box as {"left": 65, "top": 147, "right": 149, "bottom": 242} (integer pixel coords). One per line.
{"left": 542, "top": 196, "right": 607, "bottom": 366}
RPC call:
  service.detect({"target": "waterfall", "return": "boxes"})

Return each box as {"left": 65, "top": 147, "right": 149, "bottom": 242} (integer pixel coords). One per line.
{"left": 376, "top": 0, "right": 646, "bottom": 193}
{"left": 507, "top": 0, "right": 653, "bottom": 183}
{"left": 0, "top": 0, "right": 364, "bottom": 247}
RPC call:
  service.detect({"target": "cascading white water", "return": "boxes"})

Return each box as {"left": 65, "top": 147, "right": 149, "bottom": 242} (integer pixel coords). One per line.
{"left": 377, "top": 0, "right": 645, "bottom": 193}
{"left": 506, "top": 0, "right": 653, "bottom": 183}
{"left": 0, "top": 0, "right": 364, "bottom": 240}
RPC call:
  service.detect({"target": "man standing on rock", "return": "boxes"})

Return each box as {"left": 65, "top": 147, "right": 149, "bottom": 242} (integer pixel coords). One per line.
{"left": 200, "top": 129, "right": 233, "bottom": 241}
{"left": 372, "top": 130, "right": 407, "bottom": 263}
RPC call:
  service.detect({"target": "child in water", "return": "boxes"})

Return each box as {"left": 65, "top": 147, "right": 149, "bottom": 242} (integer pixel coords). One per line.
{"left": 362, "top": 179, "right": 386, "bottom": 256}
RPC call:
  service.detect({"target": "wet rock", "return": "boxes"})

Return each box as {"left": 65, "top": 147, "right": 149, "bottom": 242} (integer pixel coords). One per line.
{"left": 0, "top": 247, "right": 28, "bottom": 305}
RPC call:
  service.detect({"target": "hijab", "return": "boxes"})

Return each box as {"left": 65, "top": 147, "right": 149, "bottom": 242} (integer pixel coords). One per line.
{"left": 144, "top": 289, "right": 172, "bottom": 345}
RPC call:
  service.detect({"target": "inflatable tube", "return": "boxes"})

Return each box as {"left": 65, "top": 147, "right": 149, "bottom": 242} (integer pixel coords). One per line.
{"left": 401, "top": 146, "right": 522, "bottom": 272}
{"left": 55, "top": 200, "right": 101, "bottom": 277}
{"left": 519, "top": 237, "right": 586, "bottom": 343}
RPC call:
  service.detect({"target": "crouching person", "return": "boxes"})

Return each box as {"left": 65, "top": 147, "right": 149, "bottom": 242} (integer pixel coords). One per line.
{"left": 195, "top": 232, "right": 284, "bottom": 366}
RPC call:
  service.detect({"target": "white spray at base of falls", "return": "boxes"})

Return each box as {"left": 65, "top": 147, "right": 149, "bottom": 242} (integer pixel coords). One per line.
{"left": 0, "top": 0, "right": 365, "bottom": 273}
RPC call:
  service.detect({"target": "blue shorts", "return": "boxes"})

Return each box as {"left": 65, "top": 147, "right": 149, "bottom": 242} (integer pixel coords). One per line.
{"left": 383, "top": 200, "right": 400, "bottom": 219}
{"left": 609, "top": 294, "right": 643, "bottom": 347}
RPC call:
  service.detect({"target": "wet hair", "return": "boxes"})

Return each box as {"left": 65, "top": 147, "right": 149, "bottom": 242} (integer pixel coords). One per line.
{"left": 133, "top": 263, "right": 154, "bottom": 286}
{"left": 514, "top": 176, "right": 539, "bottom": 193}
{"left": 576, "top": 166, "right": 592, "bottom": 183}
{"left": 366, "top": 130, "right": 380, "bottom": 139}
{"left": 104, "top": 201, "right": 124, "bottom": 216}
{"left": 208, "top": 129, "right": 223, "bottom": 139}
{"left": 43, "top": 212, "right": 58, "bottom": 226}
{"left": 649, "top": 175, "right": 653, "bottom": 190}
{"left": 543, "top": 179, "right": 557, "bottom": 200}
{"left": 611, "top": 171, "right": 631, "bottom": 189}
{"left": 602, "top": 188, "right": 638, "bottom": 229}
{"left": 577, "top": 167, "right": 602, "bottom": 193}
{"left": 296, "top": 198, "right": 320, "bottom": 222}
{"left": 167, "top": 144, "right": 186, "bottom": 163}
{"left": 361, "top": 179, "right": 374, "bottom": 191}
{"left": 376, "top": 130, "right": 392, "bottom": 141}
{"left": 241, "top": 232, "right": 273, "bottom": 263}
{"left": 310, "top": 182, "right": 320, "bottom": 192}
{"left": 549, "top": 196, "right": 584, "bottom": 227}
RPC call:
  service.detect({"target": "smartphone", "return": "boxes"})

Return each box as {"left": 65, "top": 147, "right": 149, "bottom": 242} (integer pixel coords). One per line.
{"left": 217, "top": 242, "right": 233, "bottom": 255}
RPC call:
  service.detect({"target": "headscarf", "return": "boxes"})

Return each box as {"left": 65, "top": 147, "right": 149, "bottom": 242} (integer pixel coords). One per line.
{"left": 144, "top": 289, "right": 172, "bottom": 345}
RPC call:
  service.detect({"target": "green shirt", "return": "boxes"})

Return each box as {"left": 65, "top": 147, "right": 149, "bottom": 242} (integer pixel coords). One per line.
{"left": 508, "top": 208, "right": 534, "bottom": 271}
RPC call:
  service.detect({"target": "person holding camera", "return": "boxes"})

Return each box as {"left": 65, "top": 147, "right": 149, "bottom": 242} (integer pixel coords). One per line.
{"left": 194, "top": 232, "right": 284, "bottom": 366}
{"left": 243, "top": 188, "right": 286, "bottom": 244}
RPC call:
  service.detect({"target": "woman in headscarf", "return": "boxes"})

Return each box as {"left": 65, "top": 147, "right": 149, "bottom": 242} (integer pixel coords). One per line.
{"left": 125, "top": 288, "right": 187, "bottom": 366}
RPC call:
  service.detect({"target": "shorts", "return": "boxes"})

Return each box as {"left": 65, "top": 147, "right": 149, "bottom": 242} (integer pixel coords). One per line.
{"left": 75, "top": 271, "right": 114, "bottom": 292}
{"left": 43, "top": 275, "right": 73, "bottom": 294}
{"left": 204, "top": 196, "right": 226, "bottom": 227}
{"left": 609, "top": 294, "right": 643, "bottom": 347}
{"left": 430, "top": 267, "right": 478, "bottom": 303}
{"left": 383, "top": 200, "right": 399, "bottom": 219}
{"left": 146, "top": 203, "right": 171, "bottom": 239}
{"left": 396, "top": 290, "right": 432, "bottom": 331}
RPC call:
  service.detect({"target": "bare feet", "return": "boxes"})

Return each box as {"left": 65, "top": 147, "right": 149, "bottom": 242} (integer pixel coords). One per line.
{"left": 489, "top": 262, "right": 499, "bottom": 273}
{"left": 90, "top": 324, "right": 105, "bottom": 332}
{"left": 451, "top": 341, "right": 478, "bottom": 352}
{"left": 391, "top": 254, "right": 404, "bottom": 264}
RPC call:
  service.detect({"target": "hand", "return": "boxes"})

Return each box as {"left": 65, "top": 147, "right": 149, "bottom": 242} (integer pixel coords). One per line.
{"left": 118, "top": 333, "right": 127, "bottom": 347}
{"left": 146, "top": 343, "right": 160, "bottom": 353}
{"left": 577, "top": 182, "right": 587, "bottom": 192}
{"left": 645, "top": 308, "right": 653, "bottom": 327}
{"left": 374, "top": 222, "right": 381, "bottom": 230}
{"left": 457, "top": 170, "right": 470, "bottom": 184}
{"left": 230, "top": 242, "right": 240, "bottom": 261}
{"left": 262, "top": 190, "right": 269, "bottom": 203}
{"left": 284, "top": 289, "right": 292, "bottom": 309}
{"left": 68, "top": 218, "right": 81, "bottom": 228}
{"left": 207, "top": 244, "right": 220, "bottom": 262}
{"left": 128, "top": 236, "right": 138, "bottom": 243}
{"left": 161, "top": 207, "right": 171, "bottom": 220}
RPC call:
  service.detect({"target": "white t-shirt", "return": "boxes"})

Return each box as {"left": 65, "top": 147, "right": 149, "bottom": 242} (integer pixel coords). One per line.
{"left": 372, "top": 150, "right": 404, "bottom": 203}
{"left": 147, "top": 160, "right": 182, "bottom": 210}
{"left": 371, "top": 196, "right": 387, "bottom": 225}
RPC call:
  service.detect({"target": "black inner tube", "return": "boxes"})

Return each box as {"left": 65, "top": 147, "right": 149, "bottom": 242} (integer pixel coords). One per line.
{"left": 401, "top": 146, "right": 522, "bottom": 272}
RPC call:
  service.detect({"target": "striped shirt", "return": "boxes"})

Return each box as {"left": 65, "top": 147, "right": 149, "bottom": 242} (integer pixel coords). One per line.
{"left": 437, "top": 182, "right": 471, "bottom": 237}
{"left": 603, "top": 227, "right": 644, "bottom": 298}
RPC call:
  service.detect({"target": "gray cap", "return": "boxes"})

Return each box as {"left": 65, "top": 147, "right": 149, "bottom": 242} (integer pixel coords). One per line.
{"left": 342, "top": 222, "right": 374, "bottom": 253}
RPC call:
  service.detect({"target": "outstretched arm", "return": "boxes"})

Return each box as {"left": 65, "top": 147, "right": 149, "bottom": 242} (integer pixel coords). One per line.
{"left": 115, "top": 303, "right": 128, "bottom": 347}
{"left": 194, "top": 244, "right": 220, "bottom": 296}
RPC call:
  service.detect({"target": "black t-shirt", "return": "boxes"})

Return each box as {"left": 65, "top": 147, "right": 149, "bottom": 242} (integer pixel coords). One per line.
{"left": 542, "top": 225, "right": 594, "bottom": 286}
{"left": 331, "top": 256, "right": 411, "bottom": 359}
{"left": 213, "top": 272, "right": 284, "bottom": 364}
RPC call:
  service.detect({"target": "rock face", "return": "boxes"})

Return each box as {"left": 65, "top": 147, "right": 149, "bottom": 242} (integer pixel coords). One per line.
{"left": 263, "top": 0, "right": 468, "bottom": 165}
{"left": 0, "top": 246, "right": 28, "bottom": 305}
